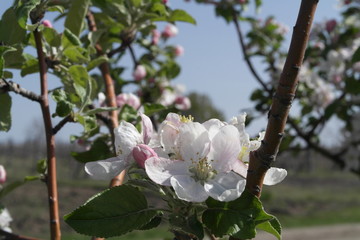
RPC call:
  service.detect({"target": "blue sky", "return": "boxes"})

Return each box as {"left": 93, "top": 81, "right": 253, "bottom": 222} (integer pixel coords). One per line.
{"left": 0, "top": 0, "right": 341, "bottom": 143}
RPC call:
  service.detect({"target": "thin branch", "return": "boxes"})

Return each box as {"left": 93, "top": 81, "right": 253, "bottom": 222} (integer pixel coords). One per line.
{"left": 245, "top": 0, "right": 319, "bottom": 197}
{"left": 0, "top": 229, "right": 42, "bottom": 240}
{"left": 33, "top": 26, "right": 61, "bottom": 240}
{"left": 107, "top": 42, "right": 127, "bottom": 58}
{"left": 128, "top": 45, "right": 138, "bottom": 68}
{"left": 52, "top": 115, "right": 74, "bottom": 135}
{"left": 232, "top": 11, "right": 271, "bottom": 93}
{"left": 0, "top": 78, "right": 42, "bottom": 103}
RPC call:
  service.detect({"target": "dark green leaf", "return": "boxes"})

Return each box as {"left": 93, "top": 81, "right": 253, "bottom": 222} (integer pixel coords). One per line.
{"left": 71, "top": 137, "right": 112, "bottom": 163}
{"left": 64, "top": 185, "right": 159, "bottom": 238}
{"left": 137, "top": 215, "right": 162, "bottom": 230}
{"left": 87, "top": 56, "right": 108, "bottom": 71}
{"left": 256, "top": 217, "right": 282, "bottom": 240}
{"left": 144, "top": 103, "right": 165, "bottom": 116}
{"left": 0, "top": 8, "right": 26, "bottom": 44}
{"left": 13, "top": 0, "right": 41, "bottom": 29}
{"left": 84, "top": 107, "right": 118, "bottom": 116}
{"left": 345, "top": 77, "right": 360, "bottom": 94}
{"left": 0, "top": 175, "right": 39, "bottom": 199}
{"left": 169, "top": 10, "right": 196, "bottom": 25}
{"left": 20, "top": 55, "right": 39, "bottom": 77}
{"left": 0, "top": 93, "right": 12, "bottom": 132}
{"left": 63, "top": 28, "right": 82, "bottom": 47}
{"left": 170, "top": 213, "right": 204, "bottom": 240}
{"left": 0, "top": 46, "right": 17, "bottom": 77}
{"left": 64, "top": 0, "right": 90, "bottom": 37}
{"left": 69, "top": 65, "right": 92, "bottom": 111}
{"left": 52, "top": 89, "right": 75, "bottom": 117}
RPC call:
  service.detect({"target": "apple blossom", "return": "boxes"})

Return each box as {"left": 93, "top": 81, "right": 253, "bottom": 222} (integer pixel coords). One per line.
{"left": 174, "top": 96, "right": 191, "bottom": 110}
{"left": 0, "top": 208, "right": 12, "bottom": 233}
{"left": 0, "top": 165, "right": 6, "bottom": 184}
{"left": 162, "top": 24, "right": 178, "bottom": 38}
{"left": 174, "top": 45, "right": 184, "bottom": 57}
{"left": 85, "top": 114, "right": 154, "bottom": 179}
{"left": 116, "top": 93, "right": 141, "bottom": 109}
{"left": 133, "top": 65, "right": 147, "bottom": 81}
{"left": 151, "top": 29, "right": 160, "bottom": 45}
{"left": 132, "top": 144, "right": 158, "bottom": 169}
{"left": 146, "top": 118, "right": 246, "bottom": 202}
{"left": 41, "top": 19, "right": 53, "bottom": 28}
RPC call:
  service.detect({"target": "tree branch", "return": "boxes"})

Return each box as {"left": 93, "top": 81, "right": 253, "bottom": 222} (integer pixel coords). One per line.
{"left": 33, "top": 26, "right": 61, "bottom": 240}
{"left": 232, "top": 11, "right": 271, "bottom": 93}
{"left": 52, "top": 115, "right": 74, "bottom": 135}
{"left": 0, "top": 78, "right": 42, "bottom": 103}
{"left": 0, "top": 229, "right": 42, "bottom": 240}
{"left": 246, "top": 0, "right": 319, "bottom": 197}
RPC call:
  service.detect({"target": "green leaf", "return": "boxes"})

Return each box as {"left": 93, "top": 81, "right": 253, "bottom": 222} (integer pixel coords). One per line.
{"left": 256, "top": 217, "right": 282, "bottom": 240}
{"left": 13, "top": 0, "right": 41, "bottom": 29}
{"left": 130, "top": 0, "right": 143, "bottom": 7}
{"left": 203, "top": 191, "right": 276, "bottom": 239}
{"left": 73, "top": 113, "right": 98, "bottom": 133}
{"left": 137, "top": 215, "right": 162, "bottom": 230}
{"left": 0, "top": 8, "right": 26, "bottom": 44}
{"left": 345, "top": 77, "right": 360, "bottom": 94}
{"left": 68, "top": 65, "right": 92, "bottom": 111}
{"left": 71, "top": 137, "right": 112, "bottom": 163}
{"left": 42, "top": 27, "right": 62, "bottom": 48}
{"left": 143, "top": 103, "right": 165, "bottom": 116}
{"left": 64, "top": 185, "right": 159, "bottom": 238}
{"left": 47, "top": 5, "right": 65, "bottom": 14}
{"left": 37, "top": 158, "right": 47, "bottom": 175}
{"left": 0, "top": 46, "right": 17, "bottom": 77}
{"left": 87, "top": 56, "right": 109, "bottom": 71}
{"left": 169, "top": 213, "right": 204, "bottom": 240}
{"left": 63, "top": 46, "right": 89, "bottom": 64}
{"left": 64, "top": 0, "right": 90, "bottom": 37}
{"left": 52, "top": 89, "right": 76, "bottom": 117}
{"left": 20, "top": 55, "right": 39, "bottom": 77}
{"left": 63, "top": 28, "right": 82, "bottom": 48}
{"left": 169, "top": 10, "right": 196, "bottom": 24}
{"left": 352, "top": 46, "right": 360, "bottom": 63}
{"left": 0, "top": 175, "right": 40, "bottom": 199}
{"left": 0, "top": 92, "right": 12, "bottom": 132}
{"left": 84, "top": 107, "right": 118, "bottom": 116}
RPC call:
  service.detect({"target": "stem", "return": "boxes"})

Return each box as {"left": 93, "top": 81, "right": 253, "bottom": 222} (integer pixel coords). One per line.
{"left": 0, "top": 229, "right": 42, "bottom": 240}
{"left": 33, "top": 29, "right": 61, "bottom": 239}
{"left": 246, "top": 0, "right": 319, "bottom": 197}
{"left": 232, "top": 12, "right": 271, "bottom": 93}
{"left": 0, "top": 78, "right": 42, "bottom": 102}
{"left": 52, "top": 115, "right": 74, "bottom": 135}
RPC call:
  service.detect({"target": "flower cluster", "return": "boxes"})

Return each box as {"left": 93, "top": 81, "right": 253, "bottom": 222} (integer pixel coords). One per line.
{"left": 85, "top": 113, "right": 286, "bottom": 202}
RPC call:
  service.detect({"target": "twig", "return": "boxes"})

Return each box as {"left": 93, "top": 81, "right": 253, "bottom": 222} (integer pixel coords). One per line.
{"left": 245, "top": 0, "right": 319, "bottom": 197}
{"left": 33, "top": 26, "right": 61, "bottom": 240}
{"left": 0, "top": 78, "right": 42, "bottom": 103}
{"left": 52, "top": 115, "right": 74, "bottom": 135}
{"left": 232, "top": 11, "right": 271, "bottom": 93}
{"left": 107, "top": 42, "right": 127, "bottom": 58}
{"left": 128, "top": 45, "right": 138, "bottom": 68}
{"left": 0, "top": 229, "right": 42, "bottom": 240}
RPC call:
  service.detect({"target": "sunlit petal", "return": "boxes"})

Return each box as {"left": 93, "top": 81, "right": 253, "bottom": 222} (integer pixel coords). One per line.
{"left": 85, "top": 157, "right": 128, "bottom": 180}
{"left": 263, "top": 167, "right": 287, "bottom": 185}
{"left": 171, "top": 175, "right": 209, "bottom": 202}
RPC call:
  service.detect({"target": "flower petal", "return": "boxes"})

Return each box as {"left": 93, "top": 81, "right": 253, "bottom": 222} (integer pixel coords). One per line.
{"left": 159, "top": 121, "right": 180, "bottom": 155}
{"left": 263, "top": 167, "right": 287, "bottom": 185}
{"left": 210, "top": 125, "right": 241, "bottom": 172}
{"left": 140, "top": 114, "right": 153, "bottom": 144}
{"left": 202, "top": 119, "right": 226, "bottom": 140}
{"left": 145, "top": 157, "right": 188, "bottom": 186}
{"left": 114, "top": 121, "right": 142, "bottom": 156}
{"left": 170, "top": 175, "right": 209, "bottom": 202}
{"left": 205, "top": 172, "right": 246, "bottom": 202}
{"left": 232, "top": 160, "right": 248, "bottom": 178}
{"left": 85, "top": 157, "right": 127, "bottom": 180}
{"left": 179, "top": 122, "right": 210, "bottom": 162}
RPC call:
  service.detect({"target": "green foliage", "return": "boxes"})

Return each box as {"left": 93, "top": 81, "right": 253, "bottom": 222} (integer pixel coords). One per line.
{"left": 71, "top": 136, "right": 112, "bottom": 163}
{"left": 0, "top": 46, "right": 17, "bottom": 77}
{"left": 0, "top": 92, "right": 12, "bottom": 132}
{"left": 64, "top": 0, "right": 90, "bottom": 37}
{"left": 169, "top": 213, "right": 204, "bottom": 239}
{"left": 13, "top": 0, "right": 41, "bottom": 29}
{"left": 0, "top": 8, "right": 26, "bottom": 45}
{"left": 64, "top": 185, "right": 159, "bottom": 238}
{"left": 203, "top": 191, "right": 281, "bottom": 239}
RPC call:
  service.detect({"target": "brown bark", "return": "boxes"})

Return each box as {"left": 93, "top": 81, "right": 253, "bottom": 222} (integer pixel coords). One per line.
{"left": 33, "top": 29, "right": 61, "bottom": 240}
{"left": 245, "top": 0, "right": 319, "bottom": 197}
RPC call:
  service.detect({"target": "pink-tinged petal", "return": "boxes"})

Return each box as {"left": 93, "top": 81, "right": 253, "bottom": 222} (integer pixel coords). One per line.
{"left": 202, "top": 119, "right": 226, "bottom": 140}
{"left": 263, "top": 167, "right": 287, "bottom": 186}
{"left": 132, "top": 144, "right": 158, "bottom": 169}
{"left": 145, "top": 157, "right": 188, "bottom": 186}
{"left": 114, "top": 121, "right": 142, "bottom": 157}
{"left": 85, "top": 157, "right": 128, "bottom": 180}
{"left": 205, "top": 172, "right": 246, "bottom": 202}
{"left": 140, "top": 114, "right": 153, "bottom": 144}
{"left": 210, "top": 125, "right": 241, "bottom": 172}
{"left": 232, "top": 160, "right": 248, "bottom": 178}
{"left": 170, "top": 175, "right": 208, "bottom": 202}
{"left": 165, "top": 113, "right": 181, "bottom": 126}
{"left": 159, "top": 122, "right": 180, "bottom": 155}
{"left": 179, "top": 122, "right": 210, "bottom": 162}
{"left": 0, "top": 165, "right": 6, "bottom": 184}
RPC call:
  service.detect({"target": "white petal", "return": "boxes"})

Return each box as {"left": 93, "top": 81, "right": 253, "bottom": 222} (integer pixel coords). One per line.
{"left": 140, "top": 114, "right": 153, "bottom": 144}
{"left": 232, "top": 160, "right": 248, "bottom": 178}
{"left": 114, "top": 121, "right": 142, "bottom": 157}
{"left": 85, "top": 157, "right": 128, "bottom": 180}
{"left": 205, "top": 172, "right": 246, "bottom": 202}
{"left": 202, "top": 119, "right": 226, "bottom": 140}
{"left": 179, "top": 122, "right": 210, "bottom": 162}
{"left": 160, "top": 122, "right": 180, "bottom": 155}
{"left": 145, "top": 157, "right": 188, "bottom": 186}
{"left": 263, "top": 167, "right": 287, "bottom": 185}
{"left": 210, "top": 125, "right": 241, "bottom": 172}
{"left": 170, "top": 175, "right": 209, "bottom": 202}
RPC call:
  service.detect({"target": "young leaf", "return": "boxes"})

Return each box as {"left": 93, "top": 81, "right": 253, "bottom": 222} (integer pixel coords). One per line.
{"left": 256, "top": 217, "right": 282, "bottom": 240}
{"left": 64, "top": 0, "right": 90, "bottom": 37}
{"left": 0, "top": 46, "right": 17, "bottom": 77}
{"left": 52, "top": 89, "right": 76, "bottom": 117}
{"left": 144, "top": 103, "right": 166, "bottom": 116}
{"left": 13, "top": 0, "right": 41, "bottom": 29}
{"left": 0, "top": 93, "right": 12, "bottom": 132}
{"left": 169, "top": 10, "right": 196, "bottom": 25}
{"left": 64, "top": 185, "right": 159, "bottom": 238}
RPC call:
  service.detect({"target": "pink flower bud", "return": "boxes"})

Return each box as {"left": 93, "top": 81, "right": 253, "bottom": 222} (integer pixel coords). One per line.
{"left": 42, "top": 20, "right": 53, "bottom": 28}
{"left": 116, "top": 93, "right": 141, "bottom": 109}
{"left": 175, "top": 96, "right": 191, "bottom": 110}
{"left": 162, "top": 24, "right": 178, "bottom": 38}
{"left": 326, "top": 19, "right": 337, "bottom": 33}
{"left": 0, "top": 165, "right": 6, "bottom": 184}
{"left": 151, "top": 29, "right": 160, "bottom": 45}
{"left": 132, "top": 144, "right": 158, "bottom": 169}
{"left": 174, "top": 45, "right": 184, "bottom": 57}
{"left": 162, "top": 0, "right": 168, "bottom": 4}
{"left": 133, "top": 65, "right": 147, "bottom": 81}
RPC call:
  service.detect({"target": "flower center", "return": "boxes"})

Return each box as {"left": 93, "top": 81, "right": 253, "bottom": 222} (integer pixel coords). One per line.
{"left": 189, "top": 157, "right": 217, "bottom": 184}
{"left": 180, "top": 115, "right": 194, "bottom": 123}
